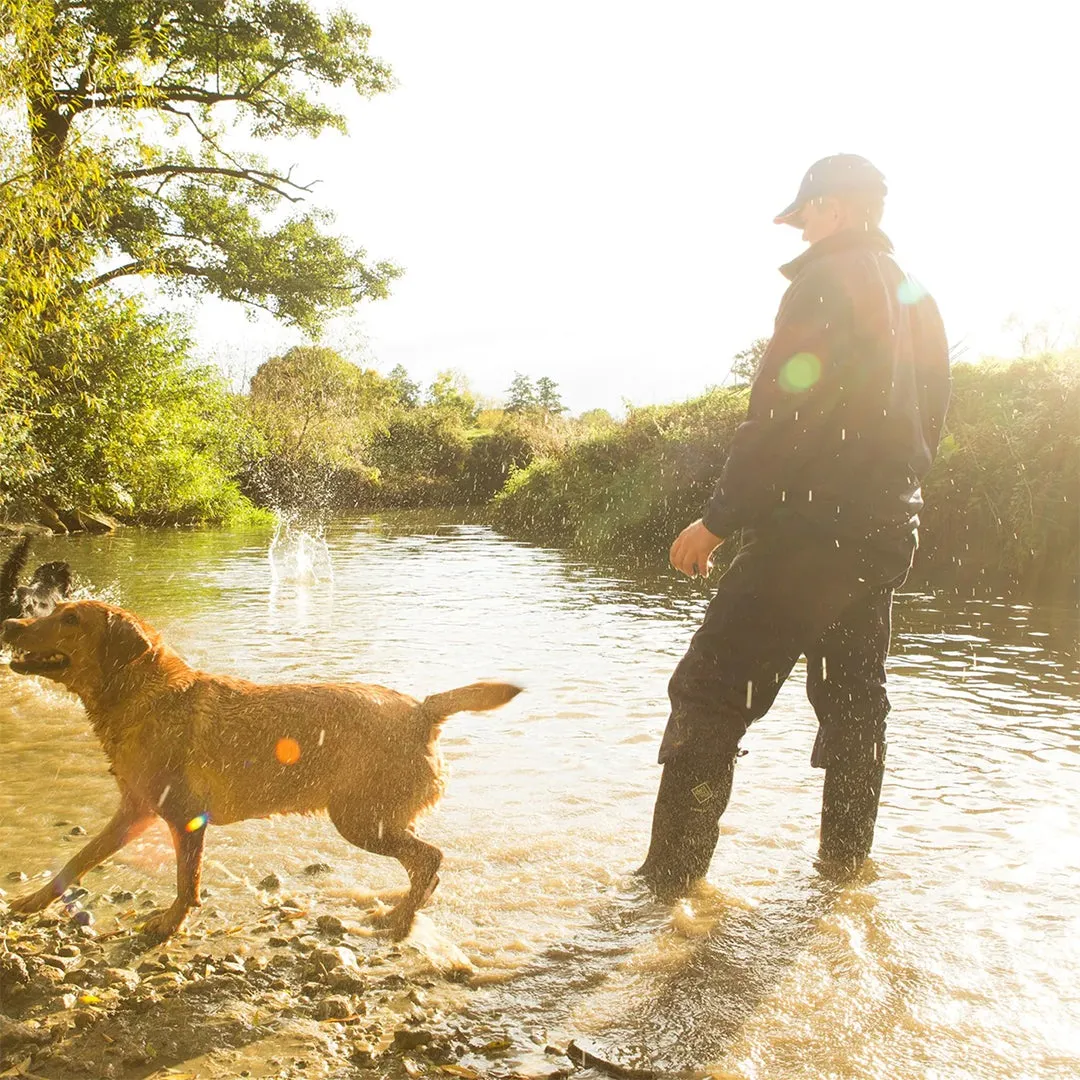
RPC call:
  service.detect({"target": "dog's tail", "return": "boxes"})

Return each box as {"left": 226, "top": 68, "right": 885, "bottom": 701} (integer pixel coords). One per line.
{"left": 1, "top": 536, "right": 31, "bottom": 611}
{"left": 416, "top": 681, "right": 522, "bottom": 732}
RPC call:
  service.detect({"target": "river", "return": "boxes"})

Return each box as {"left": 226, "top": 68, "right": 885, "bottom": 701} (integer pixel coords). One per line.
{"left": 1, "top": 513, "right": 1078, "bottom": 1079}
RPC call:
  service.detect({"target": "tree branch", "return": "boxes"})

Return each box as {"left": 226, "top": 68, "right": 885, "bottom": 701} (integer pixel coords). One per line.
{"left": 114, "top": 164, "right": 316, "bottom": 202}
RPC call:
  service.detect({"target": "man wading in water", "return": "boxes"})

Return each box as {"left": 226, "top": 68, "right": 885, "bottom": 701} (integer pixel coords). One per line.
{"left": 637, "top": 155, "right": 951, "bottom": 897}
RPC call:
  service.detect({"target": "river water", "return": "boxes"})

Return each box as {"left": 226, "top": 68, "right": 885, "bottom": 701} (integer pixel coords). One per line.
{"left": 1, "top": 514, "right": 1078, "bottom": 1079}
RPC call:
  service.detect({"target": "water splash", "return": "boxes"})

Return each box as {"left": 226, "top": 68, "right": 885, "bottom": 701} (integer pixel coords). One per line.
{"left": 268, "top": 514, "right": 334, "bottom": 587}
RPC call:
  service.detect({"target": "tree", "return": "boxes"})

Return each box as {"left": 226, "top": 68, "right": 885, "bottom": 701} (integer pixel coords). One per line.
{"left": 2, "top": 0, "right": 400, "bottom": 331}
{"left": 427, "top": 369, "right": 477, "bottom": 425}
{"left": 535, "top": 376, "right": 566, "bottom": 415}
{"left": 729, "top": 337, "right": 770, "bottom": 386}
{"left": 505, "top": 373, "right": 537, "bottom": 412}
{"left": 387, "top": 363, "right": 420, "bottom": 408}
{"left": 248, "top": 346, "right": 395, "bottom": 463}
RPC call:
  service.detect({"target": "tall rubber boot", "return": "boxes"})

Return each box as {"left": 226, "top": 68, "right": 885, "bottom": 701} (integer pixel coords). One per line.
{"left": 635, "top": 753, "right": 735, "bottom": 901}
{"left": 818, "top": 749, "right": 886, "bottom": 877}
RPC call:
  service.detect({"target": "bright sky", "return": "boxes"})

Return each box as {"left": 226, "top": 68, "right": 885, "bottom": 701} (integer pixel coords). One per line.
{"left": 194, "top": 0, "right": 1080, "bottom": 413}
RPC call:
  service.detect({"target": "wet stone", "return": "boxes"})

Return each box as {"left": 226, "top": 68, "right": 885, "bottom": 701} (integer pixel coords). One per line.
{"left": 258, "top": 873, "right": 282, "bottom": 891}
{"left": 0, "top": 952, "right": 31, "bottom": 991}
{"left": 394, "top": 1028, "right": 434, "bottom": 1051}
{"left": 69, "top": 826, "right": 87, "bottom": 836}
{"left": 102, "top": 968, "right": 140, "bottom": 991}
{"left": 304, "top": 862, "right": 332, "bottom": 876}
{"left": 6, "top": 870, "right": 27, "bottom": 882}
{"left": 56, "top": 944, "right": 81, "bottom": 958}
{"left": 316, "top": 914, "right": 346, "bottom": 936}
{"left": 314, "top": 995, "right": 353, "bottom": 1021}
{"left": 308, "top": 945, "right": 357, "bottom": 972}
{"left": 327, "top": 970, "right": 367, "bottom": 995}
{"left": 109, "top": 890, "right": 134, "bottom": 903}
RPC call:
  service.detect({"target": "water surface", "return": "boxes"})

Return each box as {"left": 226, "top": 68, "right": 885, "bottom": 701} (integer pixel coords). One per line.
{"left": 1, "top": 516, "right": 1077, "bottom": 1078}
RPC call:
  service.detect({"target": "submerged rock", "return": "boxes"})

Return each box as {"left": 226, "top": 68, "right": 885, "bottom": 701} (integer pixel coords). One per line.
{"left": 258, "top": 873, "right": 282, "bottom": 891}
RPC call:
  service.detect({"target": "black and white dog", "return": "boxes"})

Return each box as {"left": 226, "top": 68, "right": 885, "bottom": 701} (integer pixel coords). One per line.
{"left": 1, "top": 536, "right": 73, "bottom": 621}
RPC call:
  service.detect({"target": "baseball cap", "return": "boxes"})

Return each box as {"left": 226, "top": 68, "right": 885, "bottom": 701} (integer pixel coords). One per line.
{"left": 774, "top": 154, "right": 887, "bottom": 225}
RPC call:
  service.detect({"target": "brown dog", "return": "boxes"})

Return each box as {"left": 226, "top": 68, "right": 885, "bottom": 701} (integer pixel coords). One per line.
{"left": 2, "top": 600, "right": 520, "bottom": 940}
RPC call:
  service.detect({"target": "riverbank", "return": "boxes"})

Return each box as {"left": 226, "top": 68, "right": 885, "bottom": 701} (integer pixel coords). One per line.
{"left": 0, "top": 891, "right": 564, "bottom": 1080}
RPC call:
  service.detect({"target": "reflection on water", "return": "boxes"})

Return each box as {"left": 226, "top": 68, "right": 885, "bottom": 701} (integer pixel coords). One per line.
{"left": 1, "top": 516, "right": 1078, "bottom": 1078}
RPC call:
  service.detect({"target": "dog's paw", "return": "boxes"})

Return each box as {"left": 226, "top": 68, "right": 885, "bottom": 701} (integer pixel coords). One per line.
{"left": 139, "top": 905, "right": 188, "bottom": 940}
{"left": 370, "top": 905, "right": 414, "bottom": 941}
{"left": 9, "top": 887, "right": 56, "bottom": 916}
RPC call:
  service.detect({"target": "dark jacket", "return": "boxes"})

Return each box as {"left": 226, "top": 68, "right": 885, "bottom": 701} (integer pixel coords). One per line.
{"left": 702, "top": 227, "right": 951, "bottom": 547}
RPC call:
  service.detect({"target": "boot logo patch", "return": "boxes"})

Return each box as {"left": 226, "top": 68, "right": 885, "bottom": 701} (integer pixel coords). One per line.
{"left": 691, "top": 782, "right": 714, "bottom": 805}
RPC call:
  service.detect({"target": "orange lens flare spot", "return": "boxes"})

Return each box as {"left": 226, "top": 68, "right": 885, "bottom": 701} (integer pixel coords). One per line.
{"left": 275, "top": 737, "right": 301, "bottom": 765}
{"left": 185, "top": 813, "right": 208, "bottom": 833}
{"left": 778, "top": 352, "right": 822, "bottom": 393}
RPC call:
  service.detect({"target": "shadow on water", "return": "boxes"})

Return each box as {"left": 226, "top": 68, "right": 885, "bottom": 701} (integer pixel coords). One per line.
{"left": 472, "top": 871, "right": 864, "bottom": 1078}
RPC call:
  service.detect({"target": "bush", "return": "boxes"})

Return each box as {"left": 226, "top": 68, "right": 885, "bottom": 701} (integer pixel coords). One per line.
{"left": 492, "top": 359, "right": 1079, "bottom": 597}
{"left": 1, "top": 296, "right": 265, "bottom": 526}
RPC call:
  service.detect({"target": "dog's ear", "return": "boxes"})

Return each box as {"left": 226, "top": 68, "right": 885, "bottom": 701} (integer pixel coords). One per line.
{"left": 30, "top": 561, "right": 72, "bottom": 597}
{"left": 101, "top": 610, "right": 154, "bottom": 679}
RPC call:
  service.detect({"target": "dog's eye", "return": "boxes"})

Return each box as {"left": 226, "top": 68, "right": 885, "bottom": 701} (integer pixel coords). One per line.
{"left": 61, "top": 610, "right": 79, "bottom": 625}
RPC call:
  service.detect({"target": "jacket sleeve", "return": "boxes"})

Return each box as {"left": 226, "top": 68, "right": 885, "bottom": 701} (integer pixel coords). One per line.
{"left": 702, "top": 263, "right": 854, "bottom": 537}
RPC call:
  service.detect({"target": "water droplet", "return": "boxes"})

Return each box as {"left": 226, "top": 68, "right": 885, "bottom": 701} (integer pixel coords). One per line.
{"left": 745, "top": 681, "right": 753, "bottom": 709}
{"left": 157, "top": 785, "right": 171, "bottom": 808}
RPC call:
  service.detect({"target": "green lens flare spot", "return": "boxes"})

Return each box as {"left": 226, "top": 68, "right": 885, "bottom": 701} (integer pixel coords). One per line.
{"left": 778, "top": 352, "right": 821, "bottom": 393}
{"left": 897, "top": 276, "right": 928, "bottom": 305}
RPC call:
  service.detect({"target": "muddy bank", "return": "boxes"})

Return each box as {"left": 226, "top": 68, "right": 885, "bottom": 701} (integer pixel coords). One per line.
{"left": 0, "top": 881, "right": 570, "bottom": 1080}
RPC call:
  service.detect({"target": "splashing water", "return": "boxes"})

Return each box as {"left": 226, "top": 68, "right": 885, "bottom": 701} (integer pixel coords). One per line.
{"left": 268, "top": 515, "right": 335, "bottom": 586}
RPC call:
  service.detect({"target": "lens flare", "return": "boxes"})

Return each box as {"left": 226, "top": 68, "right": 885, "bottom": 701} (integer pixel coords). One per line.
{"left": 185, "top": 813, "right": 208, "bottom": 833}
{"left": 275, "top": 737, "right": 301, "bottom": 765}
{"left": 779, "top": 352, "right": 821, "bottom": 393}
{"left": 897, "top": 276, "right": 928, "bottom": 305}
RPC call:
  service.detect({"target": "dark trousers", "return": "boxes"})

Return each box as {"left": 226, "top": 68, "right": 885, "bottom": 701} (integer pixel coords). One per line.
{"left": 660, "top": 529, "right": 912, "bottom": 770}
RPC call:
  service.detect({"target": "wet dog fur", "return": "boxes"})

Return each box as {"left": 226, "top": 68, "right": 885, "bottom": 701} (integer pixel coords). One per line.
{"left": 2, "top": 600, "right": 521, "bottom": 941}
{"left": 1, "top": 536, "right": 73, "bottom": 621}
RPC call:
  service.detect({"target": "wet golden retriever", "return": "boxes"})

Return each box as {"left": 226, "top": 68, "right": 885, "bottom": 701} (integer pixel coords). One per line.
{"left": 2, "top": 600, "right": 520, "bottom": 940}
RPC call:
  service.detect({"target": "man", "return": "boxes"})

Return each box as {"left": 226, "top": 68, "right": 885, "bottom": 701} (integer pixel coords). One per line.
{"left": 637, "top": 154, "right": 951, "bottom": 898}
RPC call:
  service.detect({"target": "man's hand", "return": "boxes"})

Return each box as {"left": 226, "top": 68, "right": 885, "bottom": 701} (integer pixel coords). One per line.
{"left": 669, "top": 519, "right": 723, "bottom": 577}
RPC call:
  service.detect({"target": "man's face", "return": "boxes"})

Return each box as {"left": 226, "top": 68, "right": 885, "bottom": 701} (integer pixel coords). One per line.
{"left": 797, "top": 197, "right": 842, "bottom": 244}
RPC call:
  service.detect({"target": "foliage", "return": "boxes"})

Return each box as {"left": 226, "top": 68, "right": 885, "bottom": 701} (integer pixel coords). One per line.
{"left": 918, "top": 354, "right": 1078, "bottom": 595}
{"left": 2, "top": 0, "right": 399, "bottom": 329}
{"left": 535, "top": 376, "right": 566, "bottom": 415}
{"left": 426, "top": 369, "right": 478, "bottom": 426}
{"left": 494, "top": 387, "right": 749, "bottom": 559}
{"left": 0, "top": 0, "right": 400, "bottom": 524}
{"left": 505, "top": 372, "right": 538, "bottom": 413}
{"left": 493, "top": 355, "right": 1079, "bottom": 597}
{"left": 729, "top": 337, "right": 770, "bottom": 386}
{"left": 0, "top": 295, "right": 261, "bottom": 524}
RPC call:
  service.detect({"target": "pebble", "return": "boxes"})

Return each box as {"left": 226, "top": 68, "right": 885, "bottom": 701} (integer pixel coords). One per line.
{"left": 110, "top": 889, "right": 135, "bottom": 903}
{"left": 393, "top": 1028, "right": 433, "bottom": 1051}
{"left": 327, "top": 970, "right": 367, "bottom": 995}
{"left": 308, "top": 945, "right": 358, "bottom": 972}
{"left": 6, "top": 870, "right": 27, "bottom": 882}
{"left": 56, "top": 943, "right": 81, "bottom": 958}
{"left": 69, "top": 825, "right": 87, "bottom": 836}
{"left": 304, "top": 862, "right": 332, "bottom": 875}
{"left": 73, "top": 910, "right": 94, "bottom": 926}
{"left": 258, "top": 873, "right": 282, "bottom": 891}
{"left": 103, "top": 968, "right": 140, "bottom": 991}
